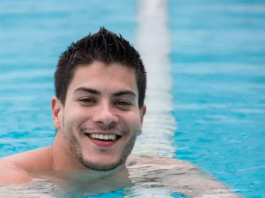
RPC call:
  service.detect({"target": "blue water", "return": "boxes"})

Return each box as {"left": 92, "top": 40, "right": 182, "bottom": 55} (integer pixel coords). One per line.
{"left": 0, "top": 0, "right": 265, "bottom": 197}
{"left": 169, "top": 1, "right": 265, "bottom": 197}
{"left": 86, "top": 190, "right": 188, "bottom": 198}
{"left": 0, "top": 0, "right": 136, "bottom": 155}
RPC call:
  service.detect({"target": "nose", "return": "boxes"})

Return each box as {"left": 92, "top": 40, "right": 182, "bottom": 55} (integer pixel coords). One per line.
{"left": 92, "top": 102, "right": 118, "bottom": 128}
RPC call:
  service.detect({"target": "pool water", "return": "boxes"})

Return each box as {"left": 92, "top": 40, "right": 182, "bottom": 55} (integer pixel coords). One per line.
{"left": 0, "top": 0, "right": 264, "bottom": 197}
{"left": 169, "top": 1, "right": 265, "bottom": 197}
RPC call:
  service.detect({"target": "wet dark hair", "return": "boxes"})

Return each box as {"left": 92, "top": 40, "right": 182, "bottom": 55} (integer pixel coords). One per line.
{"left": 55, "top": 27, "right": 146, "bottom": 108}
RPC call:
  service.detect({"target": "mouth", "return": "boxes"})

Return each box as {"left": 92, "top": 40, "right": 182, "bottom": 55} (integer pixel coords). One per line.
{"left": 85, "top": 133, "right": 122, "bottom": 147}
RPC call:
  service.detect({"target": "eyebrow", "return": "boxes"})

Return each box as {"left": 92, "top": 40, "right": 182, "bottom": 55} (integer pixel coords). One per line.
{"left": 74, "top": 87, "right": 136, "bottom": 98}
{"left": 74, "top": 87, "right": 101, "bottom": 95}
{"left": 112, "top": 91, "right": 136, "bottom": 98}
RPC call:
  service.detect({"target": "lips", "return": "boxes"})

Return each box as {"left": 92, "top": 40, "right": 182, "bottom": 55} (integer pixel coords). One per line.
{"left": 85, "top": 133, "right": 122, "bottom": 147}
{"left": 88, "top": 133, "right": 118, "bottom": 141}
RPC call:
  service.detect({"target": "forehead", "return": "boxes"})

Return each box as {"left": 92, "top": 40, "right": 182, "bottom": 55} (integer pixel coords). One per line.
{"left": 68, "top": 61, "right": 138, "bottom": 94}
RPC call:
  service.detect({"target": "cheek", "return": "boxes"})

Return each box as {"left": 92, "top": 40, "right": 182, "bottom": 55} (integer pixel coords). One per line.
{"left": 124, "top": 112, "right": 141, "bottom": 130}
{"left": 63, "top": 106, "right": 87, "bottom": 128}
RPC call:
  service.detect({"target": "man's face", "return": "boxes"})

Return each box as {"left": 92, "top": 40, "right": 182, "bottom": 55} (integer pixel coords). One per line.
{"left": 53, "top": 61, "right": 146, "bottom": 171}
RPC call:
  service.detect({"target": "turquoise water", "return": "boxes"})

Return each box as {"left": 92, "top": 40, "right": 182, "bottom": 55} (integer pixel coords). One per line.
{"left": 0, "top": 0, "right": 136, "bottom": 155}
{"left": 169, "top": 1, "right": 265, "bottom": 197}
{"left": 0, "top": 0, "right": 265, "bottom": 197}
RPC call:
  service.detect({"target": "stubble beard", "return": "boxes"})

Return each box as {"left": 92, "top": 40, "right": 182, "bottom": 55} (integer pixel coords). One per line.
{"left": 62, "top": 120, "right": 138, "bottom": 171}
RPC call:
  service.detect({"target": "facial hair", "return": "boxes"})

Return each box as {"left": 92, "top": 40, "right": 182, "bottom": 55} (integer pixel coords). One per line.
{"left": 62, "top": 118, "right": 138, "bottom": 171}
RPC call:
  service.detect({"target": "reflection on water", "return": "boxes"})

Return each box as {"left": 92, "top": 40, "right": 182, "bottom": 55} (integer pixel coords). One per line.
{"left": 0, "top": 154, "right": 242, "bottom": 198}
{"left": 0, "top": 156, "right": 230, "bottom": 198}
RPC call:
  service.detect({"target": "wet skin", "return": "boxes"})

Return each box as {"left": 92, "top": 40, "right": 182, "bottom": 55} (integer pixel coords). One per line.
{"left": 0, "top": 61, "right": 146, "bottom": 182}
{"left": 0, "top": 62, "right": 243, "bottom": 197}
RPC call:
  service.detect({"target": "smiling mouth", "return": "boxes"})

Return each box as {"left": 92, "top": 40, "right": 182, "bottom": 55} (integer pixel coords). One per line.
{"left": 85, "top": 133, "right": 122, "bottom": 144}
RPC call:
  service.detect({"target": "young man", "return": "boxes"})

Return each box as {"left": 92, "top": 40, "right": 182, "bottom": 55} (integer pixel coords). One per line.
{"left": 0, "top": 28, "right": 243, "bottom": 197}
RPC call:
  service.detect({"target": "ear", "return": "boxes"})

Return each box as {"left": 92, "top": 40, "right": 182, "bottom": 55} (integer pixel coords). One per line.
{"left": 138, "top": 105, "right": 147, "bottom": 136}
{"left": 51, "top": 97, "right": 63, "bottom": 129}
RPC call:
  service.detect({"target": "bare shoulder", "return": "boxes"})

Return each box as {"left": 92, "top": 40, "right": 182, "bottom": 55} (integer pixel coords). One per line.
{"left": 128, "top": 154, "right": 192, "bottom": 164}
{"left": 0, "top": 146, "right": 52, "bottom": 184}
{"left": 128, "top": 155, "right": 198, "bottom": 170}
{"left": 0, "top": 146, "right": 52, "bottom": 172}
{"left": 127, "top": 155, "right": 243, "bottom": 197}
{"left": 0, "top": 161, "right": 31, "bottom": 184}
{"left": 128, "top": 155, "right": 223, "bottom": 182}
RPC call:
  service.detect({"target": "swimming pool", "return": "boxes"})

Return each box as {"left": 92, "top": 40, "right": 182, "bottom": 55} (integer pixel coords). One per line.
{"left": 0, "top": 0, "right": 264, "bottom": 197}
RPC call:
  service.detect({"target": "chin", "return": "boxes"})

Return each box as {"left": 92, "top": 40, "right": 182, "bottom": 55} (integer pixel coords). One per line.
{"left": 80, "top": 153, "right": 124, "bottom": 171}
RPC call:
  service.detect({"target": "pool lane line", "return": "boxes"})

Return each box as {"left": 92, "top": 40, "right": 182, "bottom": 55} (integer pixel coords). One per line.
{"left": 133, "top": 0, "right": 177, "bottom": 158}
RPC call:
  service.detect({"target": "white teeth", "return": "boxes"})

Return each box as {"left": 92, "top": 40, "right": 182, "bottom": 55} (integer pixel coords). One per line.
{"left": 89, "top": 134, "right": 118, "bottom": 141}
{"left": 112, "top": 135, "right": 117, "bottom": 141}
{"left": 103, "top": 135, "right": 108, "bottom": 140}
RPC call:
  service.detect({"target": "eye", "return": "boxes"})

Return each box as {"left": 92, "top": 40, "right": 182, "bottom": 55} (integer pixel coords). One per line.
{"left": 114, "top": 101, "right": 132, "bottom": 111}
{"left": 79, "top": 98, "right": 96, "bottom": 104}
{"left": 116, "top": 101, "right": 131, "bottom": 106}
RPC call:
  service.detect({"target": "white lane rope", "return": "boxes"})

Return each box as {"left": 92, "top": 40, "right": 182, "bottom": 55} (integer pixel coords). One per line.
{"left": 133, "top": 0, "right": 177, "bottom": 158}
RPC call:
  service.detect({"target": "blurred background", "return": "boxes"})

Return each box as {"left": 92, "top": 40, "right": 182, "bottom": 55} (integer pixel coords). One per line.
{"left": 0, "top": 0, "right": 265, "bottom": 197}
